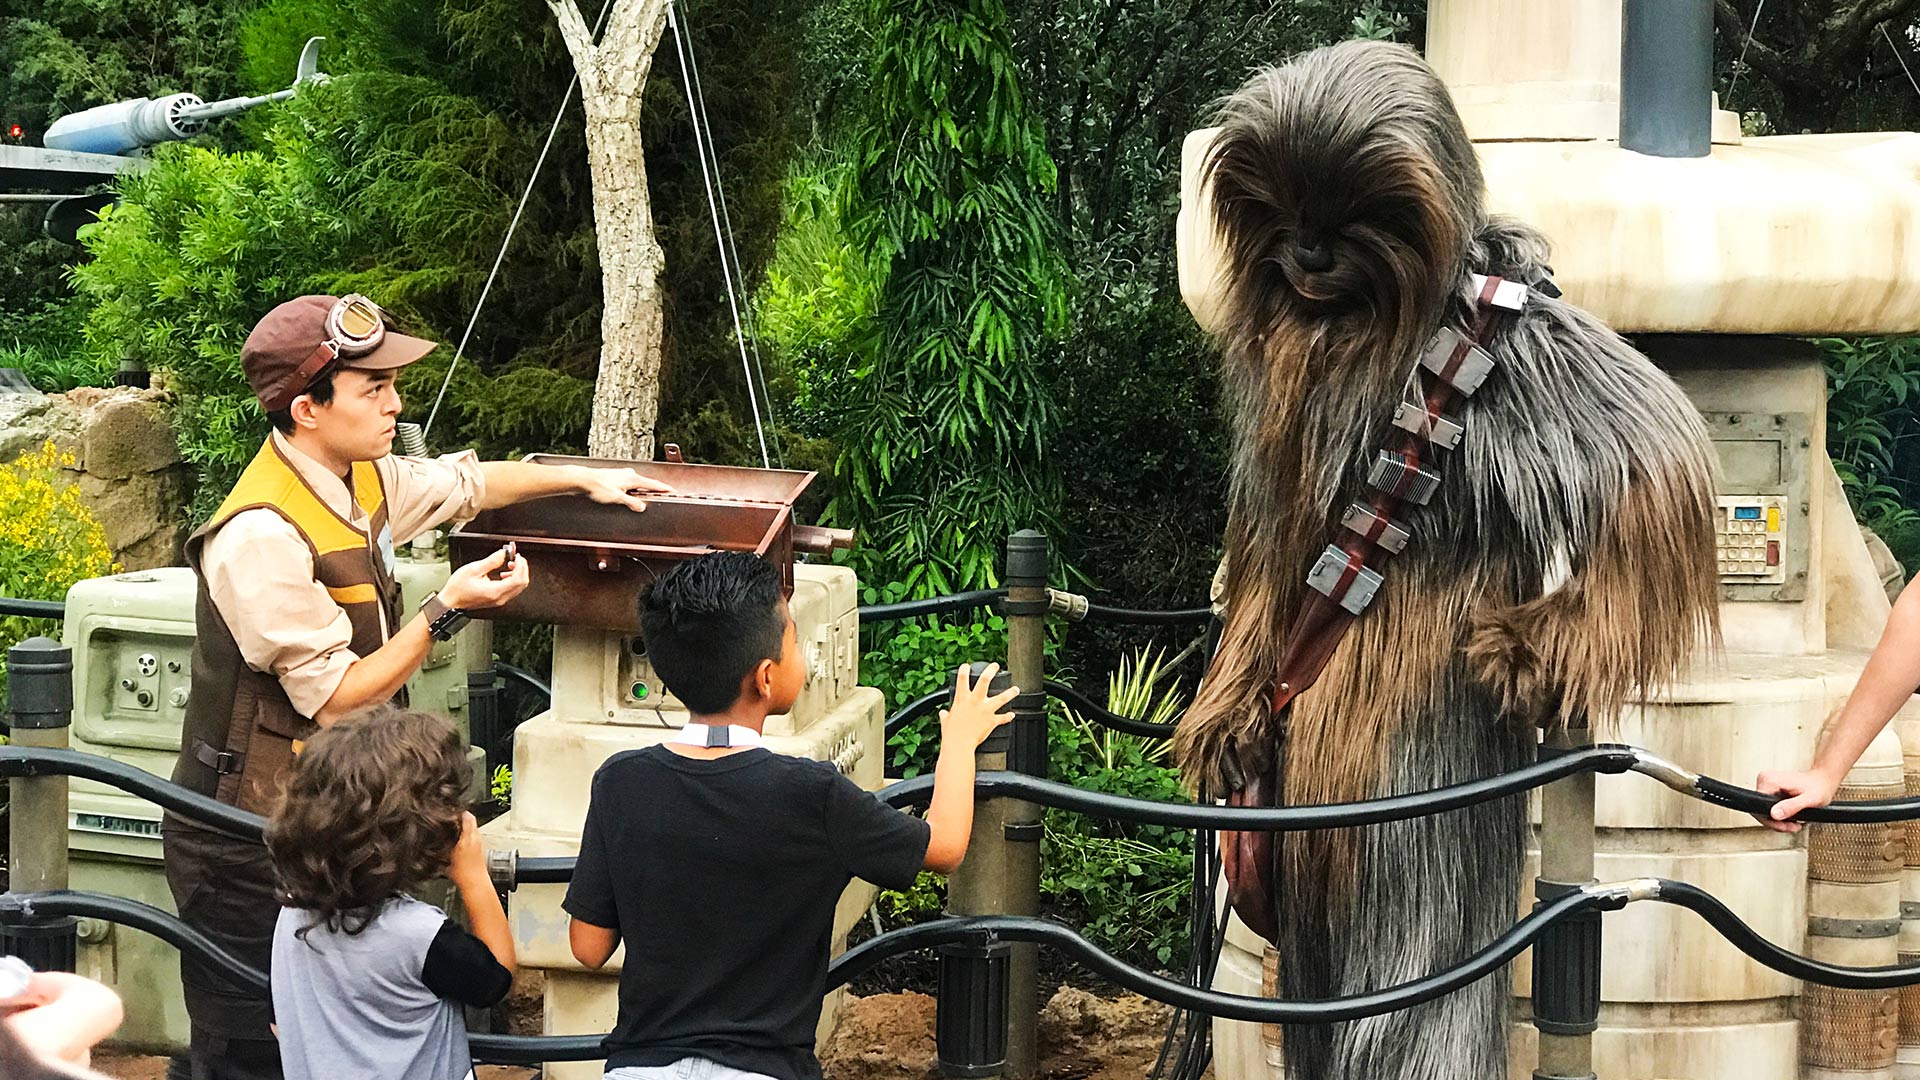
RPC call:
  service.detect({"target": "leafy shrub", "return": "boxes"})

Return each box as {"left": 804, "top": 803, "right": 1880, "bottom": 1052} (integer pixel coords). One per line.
{"left": 861, "top": 595, "right": 1011, "bottom": 777}
{"left": 0, "top": 443, "right": 121, "bottom": 700}
{"left": 821, "top": 0, "right": 1070, "bottom": 597}
{"left": 1043, "top": 648, "right": 1191, "bottom": 969}
{"left": 1822, "top": 336, "right": 1920, "bottom": 570}
{"left": 71, "top": 142, "right": 350, "bottom": 524}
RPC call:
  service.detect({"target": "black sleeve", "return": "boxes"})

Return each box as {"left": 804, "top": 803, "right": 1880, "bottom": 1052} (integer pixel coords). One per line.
{"left": 823, "top": 769, "right": 931, "bottom": 891}
{"left": 562, "top": 778, "right": 620, "bottom": 929}
{"left": 420, "top": 919, "right": 513, "bottom": 1007}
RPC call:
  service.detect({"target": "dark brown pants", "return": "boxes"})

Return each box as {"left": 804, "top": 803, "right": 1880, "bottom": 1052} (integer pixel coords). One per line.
{"left": 161, "top": 817, "right": 282, "bottom": 1080}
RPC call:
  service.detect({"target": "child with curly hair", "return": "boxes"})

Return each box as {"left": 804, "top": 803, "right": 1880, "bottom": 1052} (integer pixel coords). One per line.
{"left": 264, "top": 707, "right": 515, "bottom": 1080}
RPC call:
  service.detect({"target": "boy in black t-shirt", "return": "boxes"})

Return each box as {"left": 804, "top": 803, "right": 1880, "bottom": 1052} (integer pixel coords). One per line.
{"left": 564, "top": 552, "right": 1018, "bottom": 1080}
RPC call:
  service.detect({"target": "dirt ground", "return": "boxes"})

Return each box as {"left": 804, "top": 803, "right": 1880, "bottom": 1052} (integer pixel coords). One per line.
{"left": 819, "top": 987, "right": 1205, "bottom": 1080}
{"left": 91, "top": 985, "right": 1188, "bottom": 1080}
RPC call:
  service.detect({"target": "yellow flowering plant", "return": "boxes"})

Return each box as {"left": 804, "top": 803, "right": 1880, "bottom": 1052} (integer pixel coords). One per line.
{"left": 0, "top": 442, "right": 119, "bottom": 701}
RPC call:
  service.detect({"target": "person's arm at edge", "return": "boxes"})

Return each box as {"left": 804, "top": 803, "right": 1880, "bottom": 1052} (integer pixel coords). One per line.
{"left": 448, "top": 812, "right": 515, "bottom": 975}
{"left": 1758, "top": 575, "right": 1920, "bottom": 830}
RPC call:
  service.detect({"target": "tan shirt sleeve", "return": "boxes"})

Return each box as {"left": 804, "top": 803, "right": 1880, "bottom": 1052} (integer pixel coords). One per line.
{"left": 202, "top": 509, "right": 358, "bottom": 719}
{"left": 380, "top": 450, "right": 488, "bottom": 544}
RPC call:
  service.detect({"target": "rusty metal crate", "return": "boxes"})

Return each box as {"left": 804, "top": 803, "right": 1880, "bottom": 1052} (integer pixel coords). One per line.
{"left": 449, "top": 454, "right": 848, "bottom": 630}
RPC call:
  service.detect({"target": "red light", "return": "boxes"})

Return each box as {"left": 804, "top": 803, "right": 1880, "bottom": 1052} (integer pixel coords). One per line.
{"left": 6, "top": 125, "right": 20, "bottom": 139}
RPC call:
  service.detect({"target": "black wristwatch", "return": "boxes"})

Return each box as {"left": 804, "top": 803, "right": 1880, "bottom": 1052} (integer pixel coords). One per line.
{"left": 420, "top": 592, "right": 470, "bottom": 642}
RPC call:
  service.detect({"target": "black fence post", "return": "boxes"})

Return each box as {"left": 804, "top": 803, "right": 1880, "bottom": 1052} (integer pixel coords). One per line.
{"left": 1001, "top": 530, "right": 1047, "bottom": 1076}
{"left": 939, "top": 661, "right": 1015, "bottom": 1077}
{"left": 936, "top": 941, "right": 1011, "bottom": 1077}
{"left": 1534, "top": 721, "right": 1599, "bottom": 1080}
{"left": 2, "top": 636, "right": 77, "bottom": 972}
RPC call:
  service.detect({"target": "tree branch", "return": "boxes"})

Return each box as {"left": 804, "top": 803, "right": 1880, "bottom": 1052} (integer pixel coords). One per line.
{"left": 600, "top": 0, "right": 671, "bottom": 100}
{"left": 1714, "top": 0, "right": 1789, "bottom": 83}
{"left": 549, "top": 0, "right": 601, "bottom": 98}
{"left": 1815, "top": 0, "right": 1920, "bottom": 70}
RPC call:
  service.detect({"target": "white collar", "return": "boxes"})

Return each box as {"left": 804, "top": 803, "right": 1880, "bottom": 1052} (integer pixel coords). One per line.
{"left": 670, "top": 723, "right": 765, "bottom": 749}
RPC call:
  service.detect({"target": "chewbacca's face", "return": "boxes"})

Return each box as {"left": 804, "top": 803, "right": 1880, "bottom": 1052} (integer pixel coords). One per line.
{"left": 1180, "top": 41, "right": 1485, "bottom": 338}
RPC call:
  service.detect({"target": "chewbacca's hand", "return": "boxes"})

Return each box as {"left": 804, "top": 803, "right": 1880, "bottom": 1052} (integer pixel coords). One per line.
{"left": 1466, "top": 602, "right": 1552, "bottom": 724}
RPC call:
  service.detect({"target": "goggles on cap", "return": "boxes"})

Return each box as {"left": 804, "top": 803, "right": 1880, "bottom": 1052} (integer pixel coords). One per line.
{"left": 283, "top": 294, "right": 389, "bottom": 402}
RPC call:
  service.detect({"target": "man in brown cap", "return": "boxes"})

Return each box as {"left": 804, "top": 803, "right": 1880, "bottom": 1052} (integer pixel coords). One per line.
{"left": 162, "top": 294, "right": 671, "bottom": 1079}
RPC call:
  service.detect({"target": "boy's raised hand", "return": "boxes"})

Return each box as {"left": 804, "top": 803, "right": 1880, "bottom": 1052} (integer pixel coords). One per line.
{"left": 939, "top": 662, "right": 1020, "bottom": 750}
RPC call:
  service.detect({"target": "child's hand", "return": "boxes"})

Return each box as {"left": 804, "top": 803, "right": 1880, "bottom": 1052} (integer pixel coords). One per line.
{"left": 939, "top": 663, "right": 1020, "bottom": 751}
{"left": 5, "top": 970, "right": 123, "bottom": 1070}
{"left": 448, "top": 811, "right": 489, "bottom": 887}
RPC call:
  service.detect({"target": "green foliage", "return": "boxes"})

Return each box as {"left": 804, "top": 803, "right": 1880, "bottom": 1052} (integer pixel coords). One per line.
{"left": 865, "top": 609, "right": 1010, "bottom": 777}
{"left": 1044, "top": 647, "right": 1191, "bottom": 968}
{"left": 0, "top": 298, "right": 111, "bottom": 392}
{"left": 0, "top": 0, "right": 256, "bottom": 141}
{"left": 824, "top": 0, "right": 1070, "bottom": 597}
{"left": 0, "top": 444, "right": 120, "bottom": 701}
{"left": 1821, "top": 336, "right": 1920, "bottom": 567}
{"left": 874, "top": 869, "right": 948, "bottom": 928}
{"left": 70, "top": 142, "right": 347, "bottom": 521}
{"left": 490, "top": 763, "right": 513, "bottom": 808}
{"left": 17, "top": 0, "right": 812, "bottom": 533}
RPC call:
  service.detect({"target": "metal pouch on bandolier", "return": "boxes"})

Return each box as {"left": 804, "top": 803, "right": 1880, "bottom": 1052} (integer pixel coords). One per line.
{"left": 1306, "top": 545, "right": 1383, "bottom": 615}
{"left": 1419, "top": 327, "right": 1497, "bottom": 397}
{"left": 1368, "top": 450, "right": 1442, "bottom": 506}
{"left": 1391, "top": 402, "right": 1466, "bottom": 450}
{"left": 1341, "top": 502, "right": 1411, "bottom": 554}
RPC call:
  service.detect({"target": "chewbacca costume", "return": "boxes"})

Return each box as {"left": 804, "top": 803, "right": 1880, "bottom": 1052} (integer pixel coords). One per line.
{"left": 1174, "top": 42, "right": 1720, "bottom": 1079}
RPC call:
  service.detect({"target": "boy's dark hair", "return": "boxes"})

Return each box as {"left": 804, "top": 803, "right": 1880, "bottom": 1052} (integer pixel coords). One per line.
{"left": 264, "top": 369, "right": 336, "bottom": 433}
{"left": 265, "top": 706, "right": 471, "bottom": 938}
{"left": 639, "top": 551, "right": 787, "bottom": 714}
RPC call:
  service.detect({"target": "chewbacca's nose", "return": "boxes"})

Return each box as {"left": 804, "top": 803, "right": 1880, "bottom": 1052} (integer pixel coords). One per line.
{"left": 1295, "top": 241, "right": 1334, "bottom": 272}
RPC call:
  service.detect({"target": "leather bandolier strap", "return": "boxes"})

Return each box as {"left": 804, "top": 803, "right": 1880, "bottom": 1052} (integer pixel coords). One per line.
{"left": 1222, "top": 275, "right": 1531, "bottom": 943}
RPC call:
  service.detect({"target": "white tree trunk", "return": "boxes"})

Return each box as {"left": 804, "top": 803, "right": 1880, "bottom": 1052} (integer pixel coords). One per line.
{"left": 550, "top": 0, "right": 671, "bottom": 461}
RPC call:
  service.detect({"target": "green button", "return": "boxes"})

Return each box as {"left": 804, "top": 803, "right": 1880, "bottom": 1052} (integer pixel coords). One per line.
{"left": 631, "top": 682, "right": 649, "bottom": 700}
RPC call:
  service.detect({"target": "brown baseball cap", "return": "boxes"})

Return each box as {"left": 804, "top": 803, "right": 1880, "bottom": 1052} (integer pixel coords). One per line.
{"left": 242, "top": 295, "right": 438, "bottom": 412}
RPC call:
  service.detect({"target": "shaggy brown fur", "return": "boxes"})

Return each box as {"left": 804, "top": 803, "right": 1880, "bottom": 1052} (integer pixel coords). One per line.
{"left": 1174, "top": 41, "right": 1719, "bottom": 1079}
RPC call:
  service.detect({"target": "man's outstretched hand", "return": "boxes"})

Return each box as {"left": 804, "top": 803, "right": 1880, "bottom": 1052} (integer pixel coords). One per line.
{"left": 577, "top": 466, "right": 674, "bottom": 512}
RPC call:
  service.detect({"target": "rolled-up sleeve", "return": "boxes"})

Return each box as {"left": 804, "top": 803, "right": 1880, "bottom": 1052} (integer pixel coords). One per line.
{"left": 202, "top": 510, "right": 358, "bottom": 718}
{"left": 380, "top": 451, "right": 487, "bottom": 544}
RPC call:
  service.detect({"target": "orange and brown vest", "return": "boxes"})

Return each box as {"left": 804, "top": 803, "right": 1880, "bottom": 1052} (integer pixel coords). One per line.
{"left": 172, "top": 439, "right": 405, "bottom": 815}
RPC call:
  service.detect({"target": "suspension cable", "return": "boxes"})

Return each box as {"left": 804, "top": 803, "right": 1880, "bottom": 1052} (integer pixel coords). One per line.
{"left": 665, "top": 0, "right": 771, "bottom": 468}
{"left": 674, "top": 0, "right": 784, "bottom": 468}
{"left": 423, "top": 0, "right": 621, "bottom": 441}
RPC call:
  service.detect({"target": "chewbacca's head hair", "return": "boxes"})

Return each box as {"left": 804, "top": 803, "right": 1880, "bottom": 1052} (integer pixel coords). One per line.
{"left": 1203, "top": 41, "right": 1483, "bottom": 337}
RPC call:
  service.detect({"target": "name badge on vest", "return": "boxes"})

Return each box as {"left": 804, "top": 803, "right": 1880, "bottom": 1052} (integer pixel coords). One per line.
{"left": 377, "top": 523, "right": 396, "bottom": 576}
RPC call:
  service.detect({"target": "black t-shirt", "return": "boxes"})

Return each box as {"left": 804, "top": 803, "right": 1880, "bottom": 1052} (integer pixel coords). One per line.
{"left": 562, "top": 745, "right": 931, "bottom": 1080}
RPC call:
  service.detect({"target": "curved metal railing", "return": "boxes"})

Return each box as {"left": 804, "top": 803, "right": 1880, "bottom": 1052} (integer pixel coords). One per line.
{"left": 8, "top": 743, "right": 1919, "bottom": 885}
{"left": 10, "top": 874, "right": 1920, "bottom": 1066}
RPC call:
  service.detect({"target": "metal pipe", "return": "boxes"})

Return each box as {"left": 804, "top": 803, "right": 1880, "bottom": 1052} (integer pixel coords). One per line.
{"left": 0, "top": 597, "right": 65, "bottom": 619}
{"left": 1619, "top": 0, "right": 1713, "bottom": 157}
